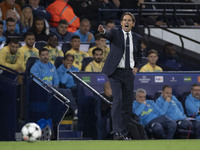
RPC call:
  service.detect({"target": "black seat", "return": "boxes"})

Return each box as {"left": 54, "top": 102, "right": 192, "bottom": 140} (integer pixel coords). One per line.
{"left": 154, "top": 91, "right": 162, "bottom": 100}
{"left": 62, "top": 42, "right": 71, "bottom": 54}
{"left": 35, "top": 41, "right": 47, "bottom": 50}
{"left": 81, "top": 57, "right": 93, "bottom": 71}
{"left": 54, "top": 56, "right": 63, "bottom": 69}
{"left": 25, "top": 57, "right": 39, "bottom": 73}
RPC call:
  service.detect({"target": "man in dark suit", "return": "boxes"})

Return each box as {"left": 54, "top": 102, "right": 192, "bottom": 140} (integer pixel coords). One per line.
{"left": 98, "top": 12, "right": 142, "bottom": 140}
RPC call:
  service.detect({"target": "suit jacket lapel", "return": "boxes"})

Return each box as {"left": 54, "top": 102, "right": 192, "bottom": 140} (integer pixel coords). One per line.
{"left": 119, "top": 29, "right": 125, "bottom": 52}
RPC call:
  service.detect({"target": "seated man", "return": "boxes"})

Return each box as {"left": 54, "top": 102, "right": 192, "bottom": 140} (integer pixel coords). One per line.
{"left": 73, "top": 18, "right": 95, "bottom": 43}
{"left": 50, "top": 19, "right": 72, "bottom": 42}
{"left": 185, "top": 83, "right": 200, "bottom": 120}
{"left": 139, "top": 49, "right": 163, "bottom": 72}
{"left": 0, "top": 38, "right": 23, "bottom": 72}
{"left": 44, "top": 34, "right": 64, "bottom": 65}
{"left": 133, "top": 88, "right": 176, "bottom": 139}
{"left": 30, "top": 48, "right": 78, "bottom": 119}
{"left": 3, "top": 17, "right": 21, "bottom": 42}
{"left": 156, "top": 85, "right": 200, "bottom": 139}
{"left": 85, "top": 48, "right": 104, "bottom": 72}
{"left": 57, "top": 54, "right": 79, "bottom": 90}
{"left": 88, "top": 34, "right": 110, "bottom": 62}
{"left": 66, "top": 35, "right": 89, "bottom": 70}
{"left": 19, "top": 32, "right": 39, "bottom": 71}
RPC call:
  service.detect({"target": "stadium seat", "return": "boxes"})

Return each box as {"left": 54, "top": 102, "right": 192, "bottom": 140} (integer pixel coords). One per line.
{"left": 35, "top": 41, "right": 47, "bottom": 50}
{"left": 81, "top": 57, "right": 93, "bottom": 71}
{"left": 54, "top": 56, "right": 63, "bottom": 69}
{"left": 25, "top": 57, "right": 39, "bottom": 73}
{"left": 62, "top": 42, "right": 71, "bottom": 54}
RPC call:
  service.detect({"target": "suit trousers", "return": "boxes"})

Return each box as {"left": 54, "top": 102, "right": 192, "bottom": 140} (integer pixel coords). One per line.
{"left": 109, "top": 68, "right": 134, "bottom": 134}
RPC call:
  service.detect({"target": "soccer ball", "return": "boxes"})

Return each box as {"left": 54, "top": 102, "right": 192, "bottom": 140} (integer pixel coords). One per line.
{"left": 21, "top": 122, "right": 42, "bottom": 142}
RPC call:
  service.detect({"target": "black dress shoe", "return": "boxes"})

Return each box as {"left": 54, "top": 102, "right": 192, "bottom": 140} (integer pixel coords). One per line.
{"left": 113, "top": 132, "right": 124, "bottom": 140}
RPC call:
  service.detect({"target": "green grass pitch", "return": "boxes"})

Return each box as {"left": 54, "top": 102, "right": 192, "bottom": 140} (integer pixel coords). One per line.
{"left": 0, "top": 140, "right": 200, "bottom": 150}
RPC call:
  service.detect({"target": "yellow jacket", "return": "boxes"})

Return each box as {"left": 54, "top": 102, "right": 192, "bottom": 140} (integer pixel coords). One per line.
{"left": 19, "top": 45, "right": 39, "bottom": 71}
{"left": 0, "top": 46, "right": 24, "bottom": 72}
{"left": 66, "top": 48, "right": 89, "bottom": 70}
{"left": 85, "top": 60, "right": 104, "bottom": 72}
{"left": 44, "top": 46, "right": 64, "bottom": 64}
{"left": 139, "top": 62, "right": 163, "bottom": 72}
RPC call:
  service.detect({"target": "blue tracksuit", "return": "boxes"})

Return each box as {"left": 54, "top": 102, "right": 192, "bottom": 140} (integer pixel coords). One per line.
{"left": 133, "top": 100, "right": 164, "bottom": 126}
{"left": 156, "top": 95, "right": 200, "bottom": 139}
{"left": 185, "top": 94, "right": 200, "bottom": 120}
{"left": 156, "top": 95, "right": 187, "bottom": 121}
{"left": 57, "top": 64, "right": 79, "bottom": 88}
{"left": 30, "top": 60, "right": 59, "bottom": 86}
{"left": 30, "top": 60, "right": 77, "bottom": 111}
{"left": 133, "top": 100, "right": 176, "bottom": 139}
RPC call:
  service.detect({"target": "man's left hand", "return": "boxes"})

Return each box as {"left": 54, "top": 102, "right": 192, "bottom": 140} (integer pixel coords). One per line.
{"left": 133, "top": 67, "right": 138, "bottom": 75}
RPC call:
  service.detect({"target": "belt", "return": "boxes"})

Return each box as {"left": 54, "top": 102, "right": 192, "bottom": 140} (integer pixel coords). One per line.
{"left": 117, "top": 68, "right": 133, "bottom": 71}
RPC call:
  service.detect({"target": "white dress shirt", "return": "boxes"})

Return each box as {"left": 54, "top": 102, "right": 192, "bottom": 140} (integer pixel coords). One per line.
{"left": 118, "top": 30, "right": 135, "bottom": 69}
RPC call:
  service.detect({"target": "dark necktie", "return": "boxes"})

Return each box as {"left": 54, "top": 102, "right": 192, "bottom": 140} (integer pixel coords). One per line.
{"left": 125, "top": 33, "right": 130, "bottom": 69}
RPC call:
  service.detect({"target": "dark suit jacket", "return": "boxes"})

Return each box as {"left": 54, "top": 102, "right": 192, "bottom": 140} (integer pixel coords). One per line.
{"left": 102, "top": 28, "right": 143, "bottom": 76}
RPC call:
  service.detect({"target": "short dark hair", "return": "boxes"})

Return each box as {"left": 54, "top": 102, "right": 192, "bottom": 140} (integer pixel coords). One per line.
{"left": 105, "top": 20, "right": 115, "bottom": 26}
{"left": 47, "top": 34, "right": 57, "bottom": 41}
{"left": 63, "top": 54, "right": 74, "bottom": 61}
{"left": 39, "top": 48, "right": 49, "bottom": 55}
{"left": 147, "top": 49, "right": 158, "bottom": 56}
{"left": 92, "top": 48, "right": 103, "bottom": 55}
{"left": 71, "top": 35, "right": 80, "bottom": 40}
{"left": 58, "top": 19, "right": 68, "bottom": 25}
{"left": 191, "top": 83, "right": 200, "bottom": 90}
{"left": 9, "top": 38, "right": 20, "bottom": 44}
{"left": 94, "top": 33, "right": 104, "bottom": 41}
{"left": 0, "top": 21, "right": 3, "bottom": 26}
{"left": 162, "top": 85, "right": 172, "bottom": 91}
{"left": 24, "top": 32, "right": 35, "bottom": 38}
{"left": 121, "top": 12, "right": 135, "bottom": 22}
{"left": 6, "top": 17, "right": 16, "bottom": 25}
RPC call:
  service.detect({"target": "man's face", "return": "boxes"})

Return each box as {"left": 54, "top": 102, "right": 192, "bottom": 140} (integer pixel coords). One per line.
{"left": 25, "top": 35, "right": 35, "bottom": 48}
{"left": 136, "top": 92, "right": 146, "bottom": 103}
{"left": 6, "top": 21, "right": 16, "bottom": 34}
{"left": 9, "top": 42, "right": 19, "bottom": 54}
{"left": 93, "top": 50, "right": 103, "bottom": 63}
{"left": 29, "top": 0, "right": 40, "bottom": 7}
{"left": 48, "top": 36, "right": 58, "bottom": 48}
{"left": 96, "top": 38, "right": 106, "bottom": 47}
{"left": 57, "top": 23, "right": 67, "bottom": 35}
{"left": 105, "top": 23, "right": 115, "bottom": 31}
{"left": 121, "top": 15, "right": 135, "bottom": 32}
{"left": 162, "top": 87, "right": 172, "bottom": 100}
{"left": 191, "top": 86, "right": 200, "bottom": 99}
{"left": 35, "top": 20, "right": 44, "bottom": 33}
{"left": 39, "top": 50, "right": 49, "bottom": 63}
{"left": 147, "top": 53, "right": 158, "bottom": 65}
{"left": 63, "top": 56, "right": 74, "bottom": 68}
{"left": 80, "top": 21, "right": 90, "bottom": 35}
{"left": 70, "top": 38, "right": 80, "bottom": 50}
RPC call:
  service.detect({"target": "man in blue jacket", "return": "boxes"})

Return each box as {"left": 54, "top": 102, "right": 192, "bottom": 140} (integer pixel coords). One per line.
{"left": 133, "top": 88, "right": 176, "bottom": 139}
{"left": 185, "top": 83, "right": 200, "bottom": 120}
{"left": 30, "top": 48, "right": 78, "bottom": 119}
{"left": 156, "top": 85, "right": 200, "bottom": 138}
